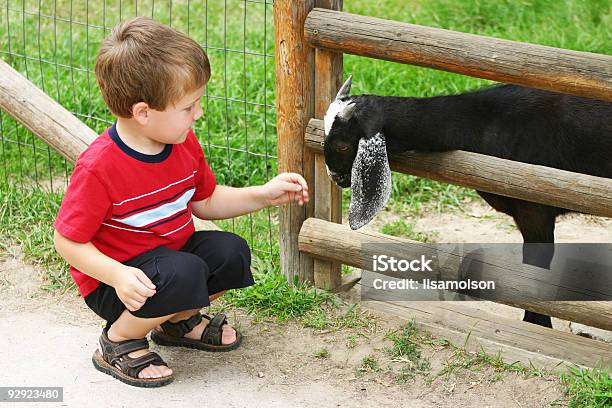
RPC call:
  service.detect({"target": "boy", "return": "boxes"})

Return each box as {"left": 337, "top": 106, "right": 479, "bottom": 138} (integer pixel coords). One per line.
{"left": 54, "top": 16, "right": 308, "bottom": 388}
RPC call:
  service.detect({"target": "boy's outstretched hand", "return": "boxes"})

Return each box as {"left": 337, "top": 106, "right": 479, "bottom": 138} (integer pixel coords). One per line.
{"left": 262, "top": 172, "right": 309, "bottom": 207}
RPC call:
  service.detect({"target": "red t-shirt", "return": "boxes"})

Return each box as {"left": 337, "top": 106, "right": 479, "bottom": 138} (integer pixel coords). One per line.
{"left": 55, "top": 124, "right": 217, "bottom": 297}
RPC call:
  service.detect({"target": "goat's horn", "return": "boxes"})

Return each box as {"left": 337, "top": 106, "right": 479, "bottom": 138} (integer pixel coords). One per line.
{"left": 335, "top": 75, "right": 353, "bottom": 100}
{"left": 338, "top": 102, "right": 357, "bottom": 121}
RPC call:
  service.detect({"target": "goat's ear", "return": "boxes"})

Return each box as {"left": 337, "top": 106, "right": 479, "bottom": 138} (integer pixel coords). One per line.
{"left": 348, "top": 132, "right": 392, "bottom": 230}
{"left": 335, "top": 75, "right": 353, "bottom": 100}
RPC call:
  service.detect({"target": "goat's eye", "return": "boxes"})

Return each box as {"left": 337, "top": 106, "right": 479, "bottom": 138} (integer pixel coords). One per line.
{"left": 336, "top": 144, "right": 350, "bottom": 152}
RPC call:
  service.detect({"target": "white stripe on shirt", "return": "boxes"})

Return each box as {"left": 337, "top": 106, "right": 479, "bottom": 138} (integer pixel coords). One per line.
{"left": 112, "top": 188, "right": 195, "bottom": 228}
{"left": 101, "top": 222, "right": 154, "bottom": 233}
{"left": 113, "top": 171, "right": 198, "bottom": 206}
{"left": 159, "top": 219, "right": 193, "bottom": 237}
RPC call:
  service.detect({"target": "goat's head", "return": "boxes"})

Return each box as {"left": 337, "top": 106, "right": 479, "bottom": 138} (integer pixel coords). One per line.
{"left": 323, "top": 76, "right": 392, "bottom": 230}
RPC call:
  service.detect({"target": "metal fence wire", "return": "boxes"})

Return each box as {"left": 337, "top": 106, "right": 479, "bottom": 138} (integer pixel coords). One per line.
{"left": 0, "top": 0, "right": 279, "bottom": 261}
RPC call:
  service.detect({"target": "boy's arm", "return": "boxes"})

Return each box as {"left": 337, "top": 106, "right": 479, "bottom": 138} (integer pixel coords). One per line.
{"left": 191, "top": 185, "right": 267, "bottom": 220}
{"left": 191, "top": 172, "right": 309, "bottom": 220}
{"left": 53, "top": 230, "right": 156, "bottom": 311}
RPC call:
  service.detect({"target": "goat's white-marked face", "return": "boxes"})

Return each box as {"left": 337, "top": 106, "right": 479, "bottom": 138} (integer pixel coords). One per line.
{"left": 323, "top": 101, "right": 360, "bottom": 189}
{"left": 323, "top": 76, "right": 392, "bottom": 230}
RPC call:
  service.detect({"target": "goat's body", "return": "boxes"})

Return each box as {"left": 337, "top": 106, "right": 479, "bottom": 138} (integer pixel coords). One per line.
{"left": 349, "top": 85, "right": 611, "bottom": 327}
{"left": 355, "top": 85, "right": 612, "bottom": 178}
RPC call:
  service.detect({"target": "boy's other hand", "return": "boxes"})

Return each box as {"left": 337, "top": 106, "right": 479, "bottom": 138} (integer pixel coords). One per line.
{"left": 114, "top": 266, "right": 157, "bottom": 312}
{"left": 263, "top": 172, "right": 309, "bottom": 207}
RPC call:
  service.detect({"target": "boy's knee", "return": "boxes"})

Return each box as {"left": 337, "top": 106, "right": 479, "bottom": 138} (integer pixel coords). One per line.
{"left": 218, "top": 232, "right": 251, "bottom": 265}
{"left": 179, "top": 254, "right": 209, "bottom": 281}
{"left": 231, "top": 234, "right": 251, "bottom": 259}
{"left": 158, "top": 253, "right": 208, "bottom": 290}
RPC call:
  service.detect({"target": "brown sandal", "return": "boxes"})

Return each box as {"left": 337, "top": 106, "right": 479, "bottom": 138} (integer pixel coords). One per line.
{"left": 92, "top": 329, "right": 174, "bottom": 388}
{"left": 151, "top": 312, "right": 242, "bottom": 352}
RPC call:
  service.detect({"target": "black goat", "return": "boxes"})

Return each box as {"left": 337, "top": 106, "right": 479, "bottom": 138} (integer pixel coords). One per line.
{"left": 323, "top": 76, "right": 612, "bottom": 327}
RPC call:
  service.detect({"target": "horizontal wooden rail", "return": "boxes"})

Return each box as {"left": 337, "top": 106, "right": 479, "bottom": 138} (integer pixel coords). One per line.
{"left": 299, "top": 217, "right": 612, "bottom": 331}
{"left": 364, "top": 300, "right": 612, "bottom": 369}
{"left": 0, "top": 59, "right": 97, "bottom": 164}
{"left": 306, "top": 119, "right": 612, "bottom": 218}
{"left": 304, "top": 8, "right": 612, "bottom": 101}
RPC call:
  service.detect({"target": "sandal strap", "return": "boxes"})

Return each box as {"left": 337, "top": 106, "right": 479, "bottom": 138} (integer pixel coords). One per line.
{"left": 99, "top": 330, "right": 169, "bottom": 378}
{"left": 100, "top": 331, "right": 149, "bottom": 361}
{"left": 110, "top": 339, "right": 150, "bottom": 358}
{"left": 200, "top": 313, "right": 227, "bottom": 346}
{"left": 117, "top": 351, "right": 167, "bottom": 378}
{"left": 160, "top": 313, "right": 203, "bottom": 338}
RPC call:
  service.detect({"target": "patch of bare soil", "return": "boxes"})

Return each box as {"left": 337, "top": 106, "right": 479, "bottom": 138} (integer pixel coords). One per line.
{"left": 0, "top": 250, "right": 568, "bottom": 407}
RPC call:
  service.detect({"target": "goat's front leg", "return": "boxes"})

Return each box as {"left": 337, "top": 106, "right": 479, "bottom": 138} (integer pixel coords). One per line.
{"left": 512, "top": 202, "right": 558, "bottom": 328}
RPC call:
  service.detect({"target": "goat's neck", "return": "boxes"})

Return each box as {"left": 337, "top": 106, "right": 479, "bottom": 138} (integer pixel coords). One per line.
{"left": 380, "top": 95, "right": 479, "bottom": 153}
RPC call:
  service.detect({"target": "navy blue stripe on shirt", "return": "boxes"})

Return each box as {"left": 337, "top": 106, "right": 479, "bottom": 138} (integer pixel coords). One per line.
{"left": 142, "top": 209, "right": 190, "bottom": 230}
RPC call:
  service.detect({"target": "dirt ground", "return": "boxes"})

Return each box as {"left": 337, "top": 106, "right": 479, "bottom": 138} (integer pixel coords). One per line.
{"left": 0, "top": 257, "right": 566, "bottom": 408}
{"left": 0, "top": 201, "right": 610, "bottom": 407}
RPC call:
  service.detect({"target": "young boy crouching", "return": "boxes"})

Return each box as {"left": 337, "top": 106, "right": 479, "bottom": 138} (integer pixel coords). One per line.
{"left": 54, "top": 16, "right": 308, "bottom": 388}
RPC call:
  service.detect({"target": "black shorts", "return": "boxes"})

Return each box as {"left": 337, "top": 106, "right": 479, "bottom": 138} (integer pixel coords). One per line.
{"left": 84, "top": 230, "right": 254, "bottom": 326}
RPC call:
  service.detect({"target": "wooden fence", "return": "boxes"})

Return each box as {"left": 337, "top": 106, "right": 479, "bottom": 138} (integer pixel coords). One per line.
{"left": 274, "top": 1, "right": 612, "bottom": 368}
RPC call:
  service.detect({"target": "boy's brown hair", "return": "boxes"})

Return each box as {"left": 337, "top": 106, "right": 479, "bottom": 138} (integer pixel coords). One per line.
{"left": 95, "top": 17, "right": 210, "bottom": 117}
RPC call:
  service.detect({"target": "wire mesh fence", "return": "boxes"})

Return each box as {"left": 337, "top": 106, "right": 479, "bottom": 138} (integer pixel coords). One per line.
{"left": 0, "top": 0, "right": 279, "bottom": 263}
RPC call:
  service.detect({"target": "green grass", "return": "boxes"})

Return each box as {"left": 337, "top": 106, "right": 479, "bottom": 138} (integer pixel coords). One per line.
{"left": 357, "top": 355, "right": 380, "bottom": 374}
{"left": 383, "top": 323, "right": 547, "bottom": 385}
{"left": 221, "top": 255, "right": 338, "bottom": 322}
{"left": 0, "top": 185, "right": 71, "bottom": 290}
{"left": 436, "top": 347, "right": 530, "bottom": 382}
{"left": 301, "top": 302, "right": 378, "bottom": 332}
{"left": 386, "top": 322, "right": 432, "bottom": 381}
{"left": 1, "top": 0, "right": 279, "bottom": 257}
{"left": 2, "top": 0, "right": 610, "bottom": 253}
{"left": 381, "top": 219, "right": 438, "bottom": 242}
{"left": 561, "top": 366, "right": 612, "bottom": 408}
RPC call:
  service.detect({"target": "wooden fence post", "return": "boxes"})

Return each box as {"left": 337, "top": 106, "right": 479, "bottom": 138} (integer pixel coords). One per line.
{"left": 313, "top": 0, "right": 343, "bottom": 290}
{"left": 274, "top": 0, "right": 316, "bottom": 284}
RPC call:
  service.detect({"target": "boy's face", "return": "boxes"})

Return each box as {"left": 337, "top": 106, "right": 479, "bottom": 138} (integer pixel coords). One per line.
{"left": 146, "top": 85, "right": 206, "bottom": 144}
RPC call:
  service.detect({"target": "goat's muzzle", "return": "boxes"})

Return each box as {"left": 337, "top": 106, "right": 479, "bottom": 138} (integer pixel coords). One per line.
{"left": 326, "top": 165, "right": 351, "bottom": 188}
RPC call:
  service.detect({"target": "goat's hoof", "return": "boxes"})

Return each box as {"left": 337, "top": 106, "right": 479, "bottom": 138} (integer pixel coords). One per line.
{"left": 523, "top": 311, "right": 553, "bottom": 328}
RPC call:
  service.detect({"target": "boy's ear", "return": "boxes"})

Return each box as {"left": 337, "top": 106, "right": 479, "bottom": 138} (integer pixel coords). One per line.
{"left": 131, "top": 102, "right": 150, "bottom": 125}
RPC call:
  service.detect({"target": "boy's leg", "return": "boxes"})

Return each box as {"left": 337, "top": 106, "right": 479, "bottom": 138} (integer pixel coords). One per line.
{"left": 203, "top": 290, "right": 234, "bottom": 342}
{"left": 100, "top": 235, "right": 248, "bottom": 374}
{"left": 106, "top": 305, "right": 210, "bottom": 379}
{"left": 134, "top": 245, "right": 237, "bottom": 345}
{"left": 101, "top": 246, "right": 218, "bottom": 379}
{"left": 153, "top": 291, "right": 232, "bottom": 345}
{"left": 208, "top": 291, "right": 226, "bottom": 303}
{"left": 180, "top": 231, "right": 253, "bottom": 298}
{"left": 178, "top": 231, "right": 254, "bottom": 344}
{"left": 105, "top": 302, "right": 222, "bottom": 380}
{"left": 106, "top": 310, "right": 179, "bottom": 379}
